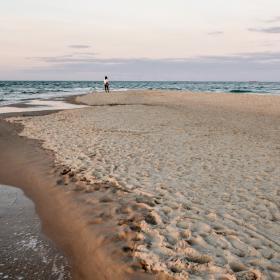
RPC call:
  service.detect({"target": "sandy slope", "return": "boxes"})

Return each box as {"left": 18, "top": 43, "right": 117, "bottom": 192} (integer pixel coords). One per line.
{"left": 9, "top": 91, "right": 280, "bottom": 279}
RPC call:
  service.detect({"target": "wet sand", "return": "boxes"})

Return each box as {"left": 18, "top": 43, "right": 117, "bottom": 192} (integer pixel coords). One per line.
{"left": 2, "top": 90, "right": 280, "bottom": 279}
{"left": 0, "top": 117, "right": 163, "bottom": 280}
{"left": 0, "top": 99, "right": 87, "bottom": 114}
{"left": 0, "top": 184, "right": 70, "bottom": 280}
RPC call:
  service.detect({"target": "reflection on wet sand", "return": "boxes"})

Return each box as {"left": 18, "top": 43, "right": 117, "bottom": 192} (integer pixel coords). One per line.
{"left": 0, "top": 184, "right": 70, "bottom": 280}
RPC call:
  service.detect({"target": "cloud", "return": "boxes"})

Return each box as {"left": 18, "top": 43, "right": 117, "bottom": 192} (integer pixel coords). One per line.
{"left": 30, "top": 52, "right": 98, "bottom": 63}
{"left": 263, "top": 16, "right": 280, "bottom": 23}
{"left": 21, "top": 51, "right": 280, "bottom": 81}
{"left": 239, "top": 52, "right": 280, "bottom": 61}
{"left": 207, "top": 31, "right": 224, "bottom": 35}
{"left": 68, "top": 44, "right": 91, "bottom": 49}
{"left": 31, "top": 51, "right": 280, "bottom": 66}
{"left": 30, "top": 52, "right": 280, "bottom": 67}
{"left": 248, "top": 26, "right": 280, "bottom": 33}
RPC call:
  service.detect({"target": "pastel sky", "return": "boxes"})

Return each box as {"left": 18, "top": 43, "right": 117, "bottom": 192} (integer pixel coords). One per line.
{"left": 1, "top": 0, "right": 280, "bottom": 80}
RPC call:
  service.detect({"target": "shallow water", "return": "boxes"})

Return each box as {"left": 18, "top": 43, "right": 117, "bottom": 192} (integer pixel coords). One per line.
{"left": 1, "top": 81, "right": 280, "bottom": 106}
{"left": 0, "top": 184, "right": 71, "bottom": 280}
{"left": 0, "top": 100, "right": 87, "bottom": 114}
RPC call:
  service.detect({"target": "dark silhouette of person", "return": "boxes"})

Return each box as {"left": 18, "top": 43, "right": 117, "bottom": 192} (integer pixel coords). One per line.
{"left": 104, "top": 76, "right": 109, "bottom": 93}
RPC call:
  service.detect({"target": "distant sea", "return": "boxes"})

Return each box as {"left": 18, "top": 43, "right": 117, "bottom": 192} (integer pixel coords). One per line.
{"left": 1, "top": 81, "right": 280, "bottom": 106}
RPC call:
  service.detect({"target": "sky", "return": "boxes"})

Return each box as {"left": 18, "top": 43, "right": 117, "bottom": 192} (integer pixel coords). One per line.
{"left": 0, "top": 0, "right": 280, "bottom": 81}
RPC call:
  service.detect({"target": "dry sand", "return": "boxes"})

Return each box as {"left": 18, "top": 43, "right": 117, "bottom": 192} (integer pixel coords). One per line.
{"left": 9, "top": 91, "right": 280, "bottom": 279}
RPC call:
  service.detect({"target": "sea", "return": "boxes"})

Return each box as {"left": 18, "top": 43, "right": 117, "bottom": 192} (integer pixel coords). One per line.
{"left": 0, "top": 81, "right": 280, "bottom": 106}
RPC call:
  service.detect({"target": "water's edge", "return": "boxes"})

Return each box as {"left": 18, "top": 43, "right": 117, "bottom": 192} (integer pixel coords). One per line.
{"left": 1, "top": 81, "right": 280, "bottom": 106}
{"left": 0, "top": 115, "right": 165, "bottom": 280}
{"left": 0, "top": 184, "right": 71, "bottom": 279}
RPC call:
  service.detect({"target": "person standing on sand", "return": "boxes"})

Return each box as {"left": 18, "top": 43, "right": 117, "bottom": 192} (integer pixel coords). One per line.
{"left": 104, "top": 76, "right": 109, "bottom": 93}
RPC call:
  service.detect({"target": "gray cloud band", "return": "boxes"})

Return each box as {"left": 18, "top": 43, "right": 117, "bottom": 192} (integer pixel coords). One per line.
{"left": 248, "top": 26, "right": 280, "bottom": 33}
{"left": 68, "top": 45, "right": 91, "bottom": 49}
{"left": 207, "top": 31, "right": 224, "bottom": 35}
{"left": 30, "top": 52, "right": 280, "bottom": 65}
{"left": 20, "top": 51, "right": 279, "bottom": 81}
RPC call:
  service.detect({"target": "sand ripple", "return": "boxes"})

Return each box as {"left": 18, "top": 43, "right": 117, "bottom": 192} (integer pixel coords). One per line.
{"left": 9, "top": 92, "right": 280, "bottom": 279}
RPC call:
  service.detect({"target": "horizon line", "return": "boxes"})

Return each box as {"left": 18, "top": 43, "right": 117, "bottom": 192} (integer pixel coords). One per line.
{"left": 1, "top": 80, "right": 280, "bottom": 83}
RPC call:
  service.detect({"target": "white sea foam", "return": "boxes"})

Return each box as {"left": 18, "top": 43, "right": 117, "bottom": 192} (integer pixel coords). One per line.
{"left": 1, "top": 81, "right": 280, "bottom": 107}
{"left": 0, "top": 99, "right": 87, "bottom": 114}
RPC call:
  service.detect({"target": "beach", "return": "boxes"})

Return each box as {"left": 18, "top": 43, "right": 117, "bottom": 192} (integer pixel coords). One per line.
{"left": 1, "top": 90, "right": 280, "bottom": 279}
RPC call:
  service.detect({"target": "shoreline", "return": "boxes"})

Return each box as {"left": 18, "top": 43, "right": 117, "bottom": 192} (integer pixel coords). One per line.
{"left": 0, "top": 184, "right": 71, "bottom": 279}
{"left": 1, "top": 90, "right": 280, "bottom": 279}
{"left": 1, "top": 88, "right": 280, "bottom": 115}
{"left": 0, "top": 113, "right": 161, "bottom": 280}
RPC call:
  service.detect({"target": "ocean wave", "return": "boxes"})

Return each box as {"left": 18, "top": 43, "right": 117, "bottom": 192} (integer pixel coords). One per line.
{"left": 1, "top": 81, "right": 280, "bottom": 106}
{"left": 229, "top": 89, "right": 254, "bottom": 93}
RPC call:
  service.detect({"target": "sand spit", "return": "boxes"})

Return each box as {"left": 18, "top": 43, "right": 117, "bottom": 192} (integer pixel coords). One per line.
{"left": 9, "top": 91, "right": 280, "bottom": 279}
